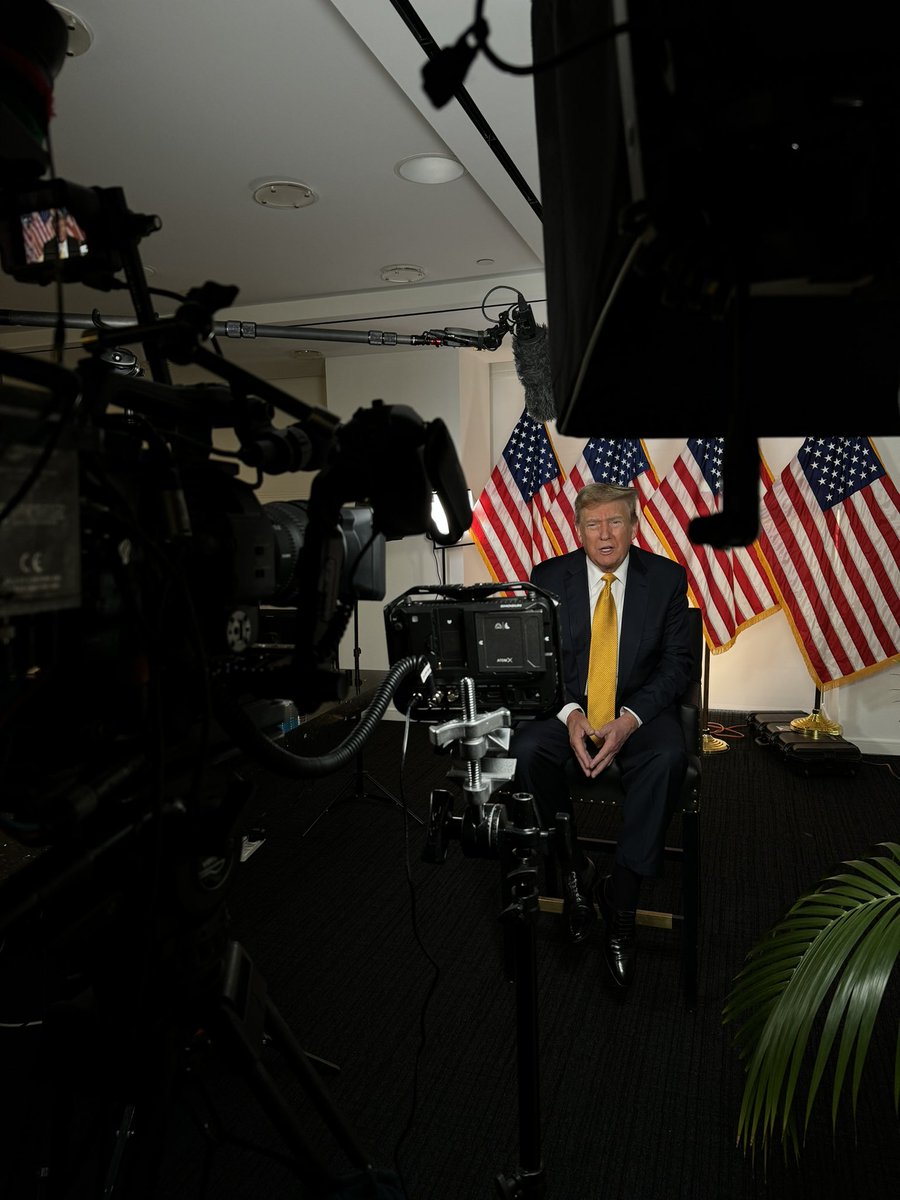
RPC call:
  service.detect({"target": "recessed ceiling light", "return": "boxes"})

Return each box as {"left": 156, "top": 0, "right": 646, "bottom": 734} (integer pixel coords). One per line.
{"left": 52, "top": 6, "right": 94, "bottom": 56}
{"left": 395, "top": 154, "right": 465, "bottom": 185}
{"left": 380, "top": 264, "right": 426, "bottom": 284}
{"left": 252, "top": 180, "right": 318, "bottom": 209}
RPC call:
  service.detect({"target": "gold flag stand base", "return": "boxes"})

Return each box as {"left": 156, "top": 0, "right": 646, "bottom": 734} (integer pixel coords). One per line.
{"left": 790, "top": 709, "right": 842, "bottom": 737}
{"left": 703, "top": 731, "right": 729, "bottom": 753}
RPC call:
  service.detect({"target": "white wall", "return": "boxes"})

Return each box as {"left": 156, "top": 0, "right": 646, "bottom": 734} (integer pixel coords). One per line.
{"left": 257, "top": 346, "right": 899, "bottom": 756}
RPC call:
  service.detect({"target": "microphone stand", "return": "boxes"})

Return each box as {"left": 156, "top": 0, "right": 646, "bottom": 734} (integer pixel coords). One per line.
{"left": 300, "top": 602, "right": 423, "bottom": 837}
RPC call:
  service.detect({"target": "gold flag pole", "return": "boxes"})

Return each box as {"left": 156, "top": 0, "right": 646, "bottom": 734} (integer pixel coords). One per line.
{"left": 701, "top": 644, "right": 728, "bottom": 753}
{"left": 791, "top": 687, "right": 842, "bottom": 737}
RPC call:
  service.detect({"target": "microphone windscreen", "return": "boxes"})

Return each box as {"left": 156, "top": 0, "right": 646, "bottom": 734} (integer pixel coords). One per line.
{"left": 512, "top": 324, "right": 557, "bottom": 424}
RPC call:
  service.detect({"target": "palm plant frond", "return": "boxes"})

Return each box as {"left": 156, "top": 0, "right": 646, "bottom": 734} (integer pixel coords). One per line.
{"left": 722, "top": 841, "right": 900, "bottom": 1162}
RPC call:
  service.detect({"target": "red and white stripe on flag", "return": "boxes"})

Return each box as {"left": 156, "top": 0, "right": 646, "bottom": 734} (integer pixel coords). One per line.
{"left": 758, "top": 436, "right": 900, "bottom": 688}
{"left": 643, "top": 438, "right": 780, "bottom": 652}
{"left": 470, "top": 410, "right": 564, "bottom": 583}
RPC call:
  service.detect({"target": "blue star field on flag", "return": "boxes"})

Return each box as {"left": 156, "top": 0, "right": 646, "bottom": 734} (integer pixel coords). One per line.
{"left": 503, "top": 411, "right": 562, "bottom": 500}
{"left": 798, "top": 436, "right": 885, "bottom": 510}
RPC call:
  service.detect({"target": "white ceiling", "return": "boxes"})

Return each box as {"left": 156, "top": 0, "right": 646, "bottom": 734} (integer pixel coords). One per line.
{"left": 0, "top": 0, "right": 548, "bottom": 379}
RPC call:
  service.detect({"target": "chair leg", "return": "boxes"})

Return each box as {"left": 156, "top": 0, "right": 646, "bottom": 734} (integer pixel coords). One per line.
{"left": 681, "top": 809, "right": 700, "bottom": 1009}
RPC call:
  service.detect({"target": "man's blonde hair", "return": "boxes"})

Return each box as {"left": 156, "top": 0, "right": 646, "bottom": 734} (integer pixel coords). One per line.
{"left": 575, "top": 483, "right": 639, "bottom": 526}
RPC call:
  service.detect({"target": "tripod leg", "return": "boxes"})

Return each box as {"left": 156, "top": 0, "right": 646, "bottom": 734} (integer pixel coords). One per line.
{"left": 217, "top": 940, "right": 372, "bottom": 1188}
{"left": 300, "top": 601, "right": 424, "bottom": 831}
{"left": 301, "top": 748, "right": 424, "bottom": 837}
{"left": 359, "top": 764, "right": 425, "bottom": 825}
{"left": 101, "top": 1103, "right": 137, "bottom": 1196}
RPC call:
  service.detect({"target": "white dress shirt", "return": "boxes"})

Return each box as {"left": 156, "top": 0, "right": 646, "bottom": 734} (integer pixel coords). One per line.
{"left": 558, "top": 556, "right": 641, "bottom": 727}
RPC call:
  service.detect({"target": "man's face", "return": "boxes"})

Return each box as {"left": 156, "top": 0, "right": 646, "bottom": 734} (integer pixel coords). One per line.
{"left": 577, "top": 500, "right": 635, "bottom": 572}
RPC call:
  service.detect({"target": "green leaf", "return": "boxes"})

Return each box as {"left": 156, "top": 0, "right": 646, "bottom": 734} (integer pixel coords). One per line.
{"left": 723, "top": 843, "right": 900, "bottom": 1161}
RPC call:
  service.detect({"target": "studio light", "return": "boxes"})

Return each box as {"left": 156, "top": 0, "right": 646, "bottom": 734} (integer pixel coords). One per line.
{"left": 432, "top": 489, "right": 473, "bottom": 542}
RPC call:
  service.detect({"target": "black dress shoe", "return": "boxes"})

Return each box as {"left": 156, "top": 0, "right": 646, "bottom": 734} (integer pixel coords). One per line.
{"left": 561, "top": 859, "right": 596, "bottom": 944}
{"left": 596, "top": 874, "right": 637, "bottom": 988}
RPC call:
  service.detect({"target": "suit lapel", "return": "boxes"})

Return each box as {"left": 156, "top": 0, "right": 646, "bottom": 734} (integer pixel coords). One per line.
{"left": 562, "top": 553, "right": 591, "bottom": 694}
{"left": 618, "top": 547, "right": 649, "bottom": 689}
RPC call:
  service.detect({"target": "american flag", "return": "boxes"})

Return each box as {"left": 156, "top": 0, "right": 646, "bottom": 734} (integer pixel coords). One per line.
{"left": 470, "top": 409, "right": 563, "bottom": 582}
{"left": 21, "top": 210, "right": 59, "bottom": 263}
{"left": 758, "top": 436, "right": 900, "bottom": 688}
{"left": 544, "top": 437, "right": 666, "bottom": 556}
{"left": 643, "top": 438, "right": 780, "bottom": 652}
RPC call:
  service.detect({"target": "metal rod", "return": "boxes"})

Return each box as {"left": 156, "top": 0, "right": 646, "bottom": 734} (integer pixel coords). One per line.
{"left": 0, "top": 307, "right": 453, "bottom": 348}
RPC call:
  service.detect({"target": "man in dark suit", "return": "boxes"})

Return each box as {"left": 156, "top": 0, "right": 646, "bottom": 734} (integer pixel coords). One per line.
{"left": 42, "top": 231, "right": 86, "bottom": 261}
{"left": 510, "top": 482, "right": 693, "bottom": 989}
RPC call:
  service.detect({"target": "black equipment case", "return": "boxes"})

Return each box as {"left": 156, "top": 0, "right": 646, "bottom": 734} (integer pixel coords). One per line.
{"left": 772, "top": 730, "right": 862, "bottom": 776}
{"left": 749, "top": 711, "right": 808, "bottom": 744}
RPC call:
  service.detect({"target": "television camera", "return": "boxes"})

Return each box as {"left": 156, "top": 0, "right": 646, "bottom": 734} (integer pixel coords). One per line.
{"left": 0, "top": 228, "right": 470, "bottom": 849}
{"left": 0, "top": 12, "right": 470, "bottom": 849}
{"left": 0, "top": 8, "right": 472, "bottom": 1193}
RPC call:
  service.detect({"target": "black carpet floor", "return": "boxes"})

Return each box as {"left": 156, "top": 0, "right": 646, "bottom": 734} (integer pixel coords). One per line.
{"left": 2, "top": 711, "right": 899, "bottom": 1199}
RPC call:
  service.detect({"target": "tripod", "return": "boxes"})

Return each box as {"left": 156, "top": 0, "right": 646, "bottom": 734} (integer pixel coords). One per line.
{"left": 31, "top": 939, "right": 405, "bottom": 1199}
{"left": 0, "top": 791, "right": 405, "bottom": 1200}
{"left": 193, "top": 939, "right": 404, "bottom": 1197}
{"left": 301, "top": 603, "right": 423, "bottom": 837}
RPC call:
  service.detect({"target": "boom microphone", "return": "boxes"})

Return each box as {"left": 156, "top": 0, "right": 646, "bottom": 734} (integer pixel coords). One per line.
{"left": 511, "top": 296, "right": 556, "bottom": 424}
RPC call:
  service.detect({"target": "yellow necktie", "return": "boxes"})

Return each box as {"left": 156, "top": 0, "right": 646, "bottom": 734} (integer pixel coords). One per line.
{"left": 587, "top": 572, "right": 617, "bottom": 730}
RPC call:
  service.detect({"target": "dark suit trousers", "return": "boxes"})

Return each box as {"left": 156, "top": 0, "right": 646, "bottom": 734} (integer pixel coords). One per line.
{"left": 510, "top": 710, "right": 687, "bottom": 877}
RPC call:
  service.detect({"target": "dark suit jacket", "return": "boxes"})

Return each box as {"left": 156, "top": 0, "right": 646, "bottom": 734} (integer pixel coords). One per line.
{"left": 42, "top": 235, "right": 85, "bottom": 262}
{"left": 530, "top": 545, "right": 693, "bottom": 724}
